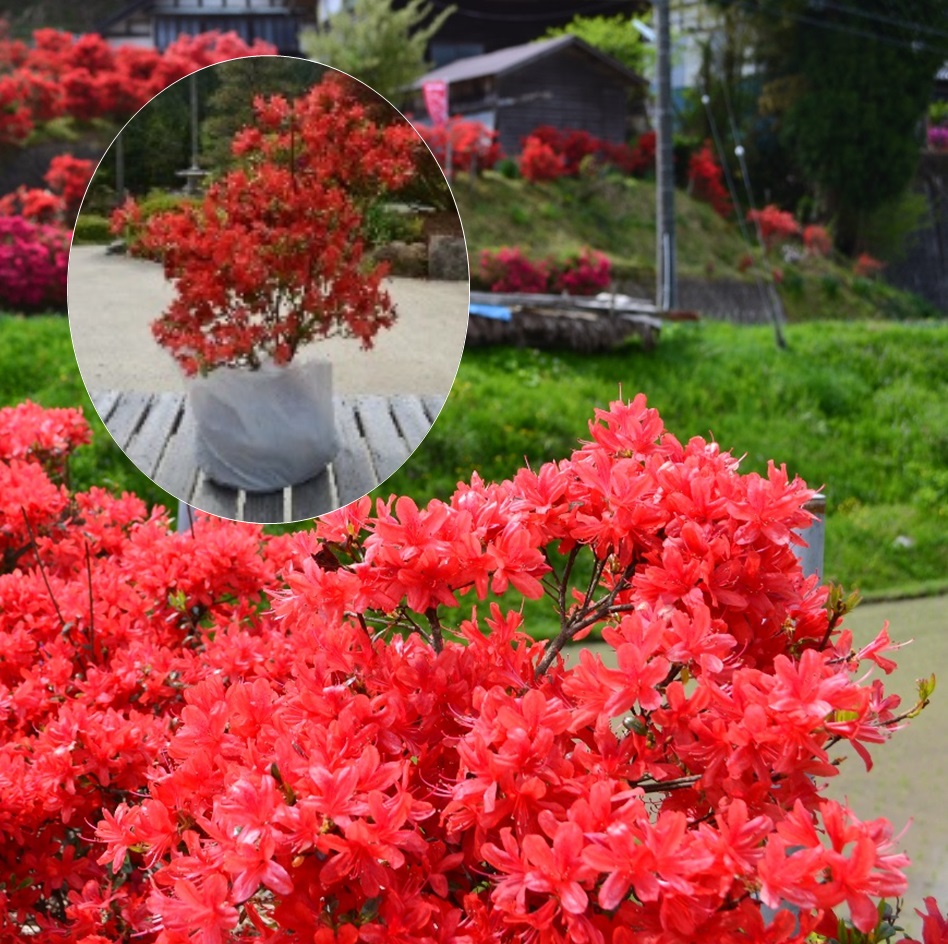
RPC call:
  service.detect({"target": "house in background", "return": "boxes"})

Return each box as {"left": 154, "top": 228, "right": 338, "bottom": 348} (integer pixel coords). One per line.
{"left": 314, "top": 0, "right": 646, "bottom": 68}
{"left": 97, "top": 0, "right": 311, "bottom": 54}
{"left": 410, "top": 34, "right": 645, "bottom": 155}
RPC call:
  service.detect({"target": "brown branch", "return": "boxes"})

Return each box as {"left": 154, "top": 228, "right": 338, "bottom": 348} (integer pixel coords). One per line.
{"left": 20, "top": 508, "right": 65, "bottom": 630}
{"left": 426, "top": 607, "right": 444, "bottom": 654}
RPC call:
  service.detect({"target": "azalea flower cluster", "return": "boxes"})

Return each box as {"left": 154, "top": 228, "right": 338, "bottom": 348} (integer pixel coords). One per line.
{"left": 747, "top": 205, "right": 802, "bottom": 251}
{"left": 520, "top": 126, "right": 654, "bottom": 182}
{"left": 0, "top": 154, "right": 94, "bottom": 225}
{"left": 479, "top": 245, "right": 611, "bottom": 295}
{"left": 0, "top": 25, "right": 276, "bottom": 145}
{"left": 0, "top": 395, "right": 942, "bottom": 943}
{"left": 141, "top": 73, "right": 422, "bottom": 376}
{"left": 0, "top": 399, "right": 300, "bottom": 941}
{"left": 0, "top": 214, "right": 70, "bottom": 310}
{"left": 0, "top": 23, "right": 275, "bottom": 317}
{"left": 687, "top": 142, "right": 732, "bottom": 218}
{"left": 413, "top": 117, "right": 503, "bottom": 175}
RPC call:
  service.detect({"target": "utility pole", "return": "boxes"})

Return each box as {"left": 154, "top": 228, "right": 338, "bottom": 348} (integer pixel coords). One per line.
{"left": 654, "top": 0, "right": 677, "bottom": 311}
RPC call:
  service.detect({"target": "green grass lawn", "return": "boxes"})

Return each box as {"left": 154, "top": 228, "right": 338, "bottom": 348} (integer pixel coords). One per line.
{"left": 384, "top": 319, "right": 948, "bottom": 604}
{"left": 4, "top": 313, "right": 944, "bottom": 636}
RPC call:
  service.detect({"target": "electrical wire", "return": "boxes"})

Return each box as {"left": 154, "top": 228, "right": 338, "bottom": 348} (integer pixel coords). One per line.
{"left": 732, "top": 2, "right": 948, "bottom": 55}
{"left": 702, "top": 91, "right": 787, "bottom": 348}
{"left": 425, "top": 1, "right": 643, "bottom": 23}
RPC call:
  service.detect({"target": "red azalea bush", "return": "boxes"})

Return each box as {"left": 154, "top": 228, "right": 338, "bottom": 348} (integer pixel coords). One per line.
{"left": 803, "top": 224, "right": 833, "bottom": 258}
{"left": 0, "top": 24, "right": 276, "bottom": 145}
{"left": 523, "top": 126, "right": 643, "bottom": 178}
{"left": 0, "top": 395, "right": 941, "bottom": 942}
{"left": 551, "top": 247, "right": 612, "bottom": 295}
{"left": 478, "top": 246, "right": 550, "bottom": 293}
{"left": 0, "top": 153, "right": 94, "bottom": 225}
{"left": 854, "top": 252, "right": 885, "bottom": 278}
{"left": 0, "top": 215, "right": 70, "bottom": 310}
{"left": 520, "top": 134, "right": 568, "bottom": 183}
{"left": 747, "top": 205, "right": 801, "bottom": 250}
{"left": 413, "top": 117, "right": 502, "bottom": 175}
{"left": 688, "top": 142, "right": 732, "bottom": 218}
{"left": 140, "top": 73, "right": 420, "bottom": 376}
{"left": 479, "top": 246, "right": 611, "bottom": 295}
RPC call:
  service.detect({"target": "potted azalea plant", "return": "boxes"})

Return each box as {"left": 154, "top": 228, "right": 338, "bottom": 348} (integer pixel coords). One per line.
{"left": 141, "top": 70, "right": 422, "bottom": 490}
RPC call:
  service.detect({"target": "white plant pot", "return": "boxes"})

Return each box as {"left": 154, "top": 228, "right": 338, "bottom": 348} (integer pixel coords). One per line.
{"left": 187, "top": 357, "right": 338, "bottom": 490}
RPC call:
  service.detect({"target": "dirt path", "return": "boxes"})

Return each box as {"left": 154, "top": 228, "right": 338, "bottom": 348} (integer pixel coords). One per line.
{"left": 572, "top": 594, "right": 948, "bottom": 925}
{"left": 66, "top": 245, "right": 470, "bottom": 397}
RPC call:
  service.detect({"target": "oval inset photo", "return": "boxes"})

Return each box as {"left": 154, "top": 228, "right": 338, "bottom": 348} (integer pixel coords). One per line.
{"left": 68, "top": 56, "right": 469, "bottom": 524}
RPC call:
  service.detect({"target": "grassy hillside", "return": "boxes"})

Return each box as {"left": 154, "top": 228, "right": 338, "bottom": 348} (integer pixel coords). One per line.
{"left": 453, "top": 171, "right": 939, "bottom": 322}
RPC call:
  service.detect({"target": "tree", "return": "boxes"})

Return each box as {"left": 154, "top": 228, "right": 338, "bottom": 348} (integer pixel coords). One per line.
{"left": 543, "top": 12, "right": 652, "bottom": 76}
{"left": 300, "top": 0, "right": 453, "bottom": 107}
{"left": 712, "top": 0, "right": 948, "bottom": 252}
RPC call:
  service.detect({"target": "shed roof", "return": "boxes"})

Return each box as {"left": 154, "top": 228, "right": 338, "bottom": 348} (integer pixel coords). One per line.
{"left": 412, "top": 34, "right": 644, "bottom": 88}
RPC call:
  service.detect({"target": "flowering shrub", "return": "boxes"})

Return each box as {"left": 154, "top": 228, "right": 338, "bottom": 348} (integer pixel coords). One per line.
{"left": 736, "top": 251, "right": 755, "bottom": 274}
{"left": 0, "top": 395, "right": 943, "bottom": 942}
{"left": 747, "top": 204, "right": 802, "bottom": 250}
{"left": 523, "top": 125, "right": 639, "bottom": 177}
{"left": 0, "top": 214, "right": 69, "bottom": 310}
{"left": 927, "top": 125, "right": 948, "bottom": 151}
{"left": 551, "top": 247, "right": 612, "bottom": 294}
{"left": 43, "top": 153, "right": 94, "bottom": 216}
{"left": 803, "top": 223, "right": 833, "bottom": 257}
{"left": 479, "top": 246, "right": 612, "bottom": 294}
{"left": 0, "top": 153, "right": 94, "bottom": 226}
{"left": 413, "top": 116, "right": 502, "bottom": 175}
{"left": 478, "top": 246, "right": 550, "bottom": 293}
{"left": 520, "top": 134, "right": 568, "bottom": 182}
{"left": 854, "top": 252, "right": 885, "bottom": 278}
{"left": 688, "top": 141, "right": 732, "bottom": 218}
{"left": 140, "top": 73, "right": 420, "bottom": 376}
{"left": 0, "top": 25, "right": 276, "bottom": 145}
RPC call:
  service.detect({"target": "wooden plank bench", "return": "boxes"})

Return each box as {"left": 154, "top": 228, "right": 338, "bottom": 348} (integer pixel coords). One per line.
{"left": 91, "top": 390, "right": 445, "bottom": 523}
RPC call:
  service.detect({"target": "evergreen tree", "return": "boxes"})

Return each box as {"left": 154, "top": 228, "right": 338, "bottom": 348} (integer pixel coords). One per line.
{"left": 712, "top": 0, "right": 948, "bottom": 252}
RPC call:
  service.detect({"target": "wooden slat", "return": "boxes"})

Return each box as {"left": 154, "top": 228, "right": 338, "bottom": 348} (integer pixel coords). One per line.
{"left": 421, "top": 395, "right": 446, "bottom": 423}
{"left": 152, "top": 399, "right": 199, "bottom": 502}
{"left": 243, "top": 488, "right": 286, "bottom": 524}
{"left": 104, "top": 390, "right": 152, "bottom": 449}
{"left": 125, "top": 392, "right": 184, "bottom": 477}
{"left": 290, "top": 468, "right": 335, "bottom": 520}
{"left": 91, "top": 389, "right": 120, "bottom": 423}
{"left": 355, "top": 395, "right": 409, "bottom": 483}
{"left": 333, "top": 396, "right": 382, "bottom": 503}
{"left": 190, "top": 473, "right": 239, "bottom": 521}
{"left": 389, "top": 395, "right": 432, "bottom": 450}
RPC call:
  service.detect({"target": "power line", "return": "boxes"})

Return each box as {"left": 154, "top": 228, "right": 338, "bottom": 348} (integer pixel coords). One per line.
{"left": 735, "top": 2, "right": 948, "bottom": 56}
{"left": 426, "top": 1, "right": 644, "bottom": 23}
{"left": 805, "top": 0, "right": 948, "bottom": 43}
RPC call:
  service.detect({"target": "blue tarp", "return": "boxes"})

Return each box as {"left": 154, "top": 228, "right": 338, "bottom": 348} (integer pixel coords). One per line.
{"left": 469, "top": 304, "right": 512, "bottom": 322}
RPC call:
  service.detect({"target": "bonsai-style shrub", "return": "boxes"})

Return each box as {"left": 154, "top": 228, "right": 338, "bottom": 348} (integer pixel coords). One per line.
{"left": 141, "top": 73, "right": 421, "bottom": 377}
{"left": 0, "top": 394, "right": 942, "bottom": 942}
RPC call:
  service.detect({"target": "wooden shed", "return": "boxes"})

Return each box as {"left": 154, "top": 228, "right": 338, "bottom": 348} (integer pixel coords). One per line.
{"left": 411, "top": 35, "right": 645, "bottom": 155}
{"left": 97, "top": 0, "right": 309, "bottom": 55}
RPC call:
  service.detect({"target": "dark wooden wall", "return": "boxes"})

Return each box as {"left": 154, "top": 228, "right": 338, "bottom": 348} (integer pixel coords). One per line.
{"left": 495, "top": 48, "right": 631, "bottom": 154}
